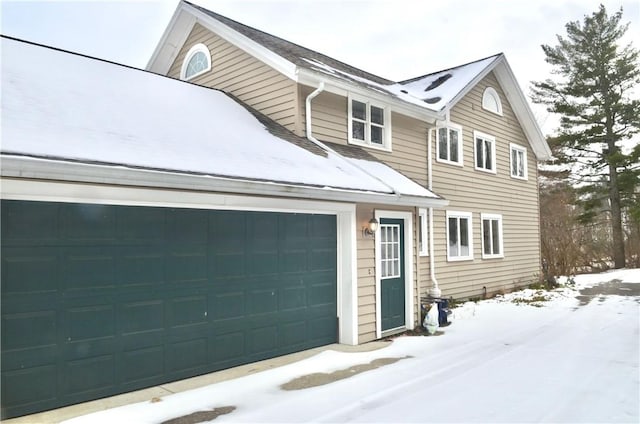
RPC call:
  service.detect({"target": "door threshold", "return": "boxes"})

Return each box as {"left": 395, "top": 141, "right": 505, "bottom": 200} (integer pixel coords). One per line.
{"left": 381, "top": 326, "right": 406, "bottom": 338}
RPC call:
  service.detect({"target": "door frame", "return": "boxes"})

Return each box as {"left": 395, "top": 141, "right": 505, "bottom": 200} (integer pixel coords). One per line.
{"left": 374, "top": 210, "right": 414, "bottom": 338}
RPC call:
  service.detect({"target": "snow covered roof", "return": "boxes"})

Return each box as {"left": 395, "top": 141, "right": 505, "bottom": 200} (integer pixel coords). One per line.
{"left": 1, "top": 36, "right": 446, "bottom": 208}
{"left": 147, "top": 1, "right": 551, "bottom": 160}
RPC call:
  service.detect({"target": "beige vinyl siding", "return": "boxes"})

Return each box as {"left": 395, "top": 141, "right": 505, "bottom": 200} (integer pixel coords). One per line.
{"left": 430, "top": 72, "right": 541, "bottom": 299}
{"left": 356, "top": 204, "right": 421, "bottom": 343}
{"left": 167, "top": 23, "right": 299, "bottom": 132}
{"left": 299, "top": 86, "right": 429, "bottom": 186}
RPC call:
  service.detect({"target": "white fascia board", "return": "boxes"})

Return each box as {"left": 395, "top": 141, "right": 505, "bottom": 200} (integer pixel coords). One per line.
{"left": 185, "top": 4, "right": 298, "bottom": 81}
{"left": 492, "top": 62, "right": 552, "bottom": 161}
{"left": 0, "top": 156, "right": 448, "bottom": 209}
{"left": 147, "top": 5, "right": 196, "bottom": 74}
{"left": 441, "top": 55, "right": 502, "bottom": 118}
{"left": 297, "top": 70, "right": 441, "bottom": 123}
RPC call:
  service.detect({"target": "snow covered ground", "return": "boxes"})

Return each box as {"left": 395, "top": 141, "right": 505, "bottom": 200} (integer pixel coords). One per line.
{"left": 64, "top": 269, "right": 640, "bottom": 423}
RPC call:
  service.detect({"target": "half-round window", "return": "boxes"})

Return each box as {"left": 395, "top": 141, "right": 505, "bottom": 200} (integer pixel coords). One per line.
{"left": 180, "top": 43, "right": 211, "bottom": 81}
{"left": 482, "top": 87, "right": 502, "bottom": 115}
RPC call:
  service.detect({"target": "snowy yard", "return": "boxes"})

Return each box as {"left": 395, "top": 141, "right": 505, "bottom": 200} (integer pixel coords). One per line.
{"left": 64, "top": 269, "right": 639, "bottom": 423}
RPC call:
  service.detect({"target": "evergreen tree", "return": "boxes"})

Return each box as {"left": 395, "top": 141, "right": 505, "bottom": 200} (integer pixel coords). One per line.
{"left": 532, "top": 4, "right": 640, "bottom": 269}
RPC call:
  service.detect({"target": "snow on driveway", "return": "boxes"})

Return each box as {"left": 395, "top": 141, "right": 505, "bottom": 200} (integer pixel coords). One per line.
{"left": 64, "top": 269, "right": 640, "bottom": 423}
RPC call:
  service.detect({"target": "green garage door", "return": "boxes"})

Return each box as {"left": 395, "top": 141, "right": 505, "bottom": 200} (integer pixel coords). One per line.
{"left": 1, "top": 200, "right": 337, "bottom": 419}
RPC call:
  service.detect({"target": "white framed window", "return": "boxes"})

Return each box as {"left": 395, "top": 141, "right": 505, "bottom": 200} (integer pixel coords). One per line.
{"left": 348, "top": 95, "right": 391, "bottom": 150}
{"left": 474, "top": 131, "right": 496, "bottom": 173}
{"left": 436, "top": 123, "right": 463, "bottom": 166}
{"left": 482, "top": 87, "right": 503, "bottom": 115}
{"left": 380, "top": 223, "right": 401, "bottom": 278}
{"left": 510, "top": 143, "right": 528, "bottom": 180}
{"left": 180, "top": 43, "right": 212, "bottom": 81}
{"left": 418, "top": 208, "right": 428, "bottom": 256}
{"left": 446, "top": 211, "right": 473, "bottom": 261}
{"left": 481, "top": 213, "right": 504, "bottom": 259}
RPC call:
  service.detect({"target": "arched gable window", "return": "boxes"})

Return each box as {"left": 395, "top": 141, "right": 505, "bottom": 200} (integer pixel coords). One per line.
{"left": 180, "top": 43, "right": 211, "bottom": 81}
{"left": 482, "top": 87, "right": 503, "bottom": 115}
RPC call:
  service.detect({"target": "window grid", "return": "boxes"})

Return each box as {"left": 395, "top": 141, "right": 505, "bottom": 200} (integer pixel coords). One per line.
{"left": 380, "top": 224, "right": 401, "bottom": 279}
{"left": 349, "top": 97, "right": 388, "bottom": 149}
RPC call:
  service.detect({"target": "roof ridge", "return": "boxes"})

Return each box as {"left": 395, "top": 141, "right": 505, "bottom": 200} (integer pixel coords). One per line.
{"left": 398, "top": 53, "right": 504, "bottom": 85}
{"left": 183, "top": 1, "right": 395, "bottom": 85}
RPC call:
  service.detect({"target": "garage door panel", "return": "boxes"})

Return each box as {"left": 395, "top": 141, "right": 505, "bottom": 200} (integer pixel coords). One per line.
{"left": 120, "top": 346, "right": 165, "bottom": 386}
{"left": 63, "top": 246, "right": 117, "bottom": 291}
{"left": 62, "top": 204, "right": 117, "bottom": 242}
{"left": 118, "top": 246, "right": 165, "bottom": 287}
{"left": 1, "top": 201, "right": 337, "bottom": 419}
{"left": 166, "top": 338, "right": 208, "bottom": 374}
{"left": 1, "top": 201, "right": 61, "bottom": 244}
{"left": 1, "top": 365, "right": 57, "bottom": 413}
{"left": 2, "top": 248, "right": 59, "bottom": 294}
{"left": 65, "top": 354, "right": 115, "bottom": 396}
{"left": 211, "top": 290, "right": 246, "bottom": 320}
{"left": 120, "top": 299, "right": 165, "bottom": 334}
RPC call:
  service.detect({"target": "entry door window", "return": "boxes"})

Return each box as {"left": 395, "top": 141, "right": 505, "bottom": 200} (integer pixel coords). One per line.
{"left": 380, "top": 224, "right": 401, "bottom": 278}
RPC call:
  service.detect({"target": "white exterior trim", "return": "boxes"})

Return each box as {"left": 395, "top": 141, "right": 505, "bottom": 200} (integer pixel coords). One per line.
{"left": 418, "top": 208, "right": 428, "bottom": 257}
{"left": 374, "top": 210, "right": 414, "bottom": 339}
{"left": 180, "top": 43, "right": 211, "bottom": 80}
{"left": 347, "top": 93, "right": 392, "bottom": 152}
{"left": 445, "top": 210, "right": 474, "bottom": 262}
{"left": 435, "top": 122, "right": 464, "bottom": 167}
{"left": 509, "top": 143, "right": 529, "bottom": 180}
{"left": 473, "top": 130, "right": 497, "bottom": 174}
{"left": 0, "top": 177, "right": 360, "bottom": 346}
{"left": 482, "top": 87, "right": 503, "bottom": 116}
{"left": 480, "top": 213, "right": 505, "bottom": 259}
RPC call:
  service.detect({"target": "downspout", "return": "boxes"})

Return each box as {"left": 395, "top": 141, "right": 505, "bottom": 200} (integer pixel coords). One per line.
{"left": 427, "top": 126, "right": 441, "bottom": 297}
{"left": 304, "top": 81, "right": 401, "bottom": 196}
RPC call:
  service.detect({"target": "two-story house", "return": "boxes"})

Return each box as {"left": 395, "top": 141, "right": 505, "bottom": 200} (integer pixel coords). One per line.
{"left": 0, "top": 1, "right": 550, "bottom": 419}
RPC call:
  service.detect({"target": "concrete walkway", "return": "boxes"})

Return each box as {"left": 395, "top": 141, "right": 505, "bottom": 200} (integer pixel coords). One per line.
{"left": 4, "top": 341, "right": 390, "bottom": 424}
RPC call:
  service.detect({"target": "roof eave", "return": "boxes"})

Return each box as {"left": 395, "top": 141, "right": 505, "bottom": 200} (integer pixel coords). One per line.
{"left": 297, "top": 69, "right": 441, "bottom": 123}
{"left": 0, "top": 156, "right": 448, "bottom": 209}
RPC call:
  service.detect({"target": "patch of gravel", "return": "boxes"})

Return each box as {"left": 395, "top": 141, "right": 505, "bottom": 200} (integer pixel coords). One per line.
{"left": 280, "top": 356, "right": 412, "bottom": 391}
{"left": 161, "top": 406, "right": 236, "bottom": 424}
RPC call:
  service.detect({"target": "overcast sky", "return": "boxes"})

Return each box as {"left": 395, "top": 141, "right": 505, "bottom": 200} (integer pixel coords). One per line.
{"left": 2, "top": 0, "right": 639, "bottom": 135}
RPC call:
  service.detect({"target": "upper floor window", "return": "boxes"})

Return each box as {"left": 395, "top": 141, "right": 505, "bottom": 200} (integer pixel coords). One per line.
{"left": 180, "top": 43, "right": 211, "bottom": 81}
{"left": 446, "top": 210, "right": 473, "bottom": 261}
{"left": 436, "top": 123, "right": 463, "bottom": 166}
{"left": 482, "top": 87, "right": 502, "bottom": 115}
{"left": 348, "top": 95, "right": 391, "bottom": 150}
{"left": 474, "top": 131, "right": 496, "bottom": 173}
{"left": 510, "top": 143, "right": 528, "bottom": 180}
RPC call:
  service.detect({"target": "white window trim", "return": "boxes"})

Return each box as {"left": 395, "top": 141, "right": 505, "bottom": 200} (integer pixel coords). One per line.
{"left": 435, "top": 123, "right": 464, "bottom": 167}
{"left": 481, "top": 213, "right": 504, "bottom": 259}
{"left": 510, "top": 143, "right": 528, "bottom": 180}
{"left": 473, "top": 130, "right": 497, "bottom": 174}
{"left": 180, "top": 43, "right": 212, "bottom": 81}
{"left": 445, "top": 210, "right": 473, "bottom": 262}
{"left": 482, "top": 87, "right": 503, "bottom": 116}
{"left": 347, "top": 94, "right": 392, "bottom": 151}
{"left": 418, "top": 208, "right": 428, "bottom": 256}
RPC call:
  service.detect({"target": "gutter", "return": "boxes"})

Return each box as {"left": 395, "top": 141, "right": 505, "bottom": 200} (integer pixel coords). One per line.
{"left": 0, "top": 156, "right": 448, "bottom": 209}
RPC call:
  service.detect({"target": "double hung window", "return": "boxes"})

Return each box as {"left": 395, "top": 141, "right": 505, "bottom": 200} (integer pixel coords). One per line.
{"left": 474, "top": 131, "right": 496, "bottom": 173}
{"left": 510, "top": 143, "right": 528, "bottom": 179}
{"left": 481, "top": 214, "right": 503, "bottom": 258}
{"left": 436, "top": 124, "right": 463, "bottom": 165}
{"left": 349, "top": 96, "right": 390, "bottom": 149}
{"left": 446, "top": 211, "right": 473, "bottom": 261}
